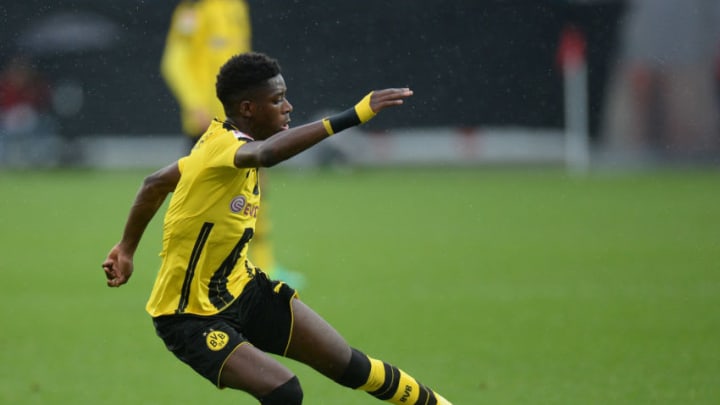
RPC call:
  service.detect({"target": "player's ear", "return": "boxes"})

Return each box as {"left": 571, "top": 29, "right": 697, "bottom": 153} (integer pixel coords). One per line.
{"left": 239, "top": 100, "right": 254, "bottom": 118}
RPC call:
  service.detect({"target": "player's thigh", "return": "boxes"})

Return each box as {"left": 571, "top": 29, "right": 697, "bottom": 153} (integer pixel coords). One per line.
{"left": 220, "top": 342, "right": 295, "bottom": 397}
{"left": 285, "top": 298, "right": 352, "bottom": 380}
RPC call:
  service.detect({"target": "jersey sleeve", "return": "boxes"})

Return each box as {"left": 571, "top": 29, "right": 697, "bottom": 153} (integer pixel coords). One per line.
{"left": 177, "top": 156, "right": 188, "bottom": 173}
{"left": 204, "top": 132, "right": 249, "bottom": 169}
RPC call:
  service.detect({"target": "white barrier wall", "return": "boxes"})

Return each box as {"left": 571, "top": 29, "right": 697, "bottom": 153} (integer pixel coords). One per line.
{"left": 1, "top": 127, "right": 567, "bottom": 169}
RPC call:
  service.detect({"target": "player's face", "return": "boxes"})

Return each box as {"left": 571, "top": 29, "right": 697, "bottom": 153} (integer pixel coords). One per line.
{"left": 250, "top": 74, "right": 293, "bottom": 140}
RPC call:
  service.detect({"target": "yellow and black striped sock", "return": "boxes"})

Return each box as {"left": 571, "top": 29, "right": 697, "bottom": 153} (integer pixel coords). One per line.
{"left": 337, "top": 348, "right": 451, "bottom": 405}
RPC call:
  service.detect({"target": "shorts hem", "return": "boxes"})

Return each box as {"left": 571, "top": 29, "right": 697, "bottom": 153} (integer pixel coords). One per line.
{"left": 216, "top": 341, "right": 251, "bottom": 388}
{"left": 281, "top": 293, "right": 299, "bottom": 356}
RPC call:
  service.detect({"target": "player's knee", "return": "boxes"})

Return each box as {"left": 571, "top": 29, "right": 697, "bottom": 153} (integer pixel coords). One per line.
{"left": 259, "top": 376, "right": 303, "bottom": 405}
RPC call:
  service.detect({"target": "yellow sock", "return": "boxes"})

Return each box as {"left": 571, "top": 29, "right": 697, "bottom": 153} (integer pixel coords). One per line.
{"left": 357, "top": 356, "right": 452, "bottom": 405}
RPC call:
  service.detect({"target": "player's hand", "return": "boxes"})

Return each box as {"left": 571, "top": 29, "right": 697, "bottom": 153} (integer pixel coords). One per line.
{"left": 368, "top": 88, "right": 413, "bottom": 113}
{"left": 102, "top": 243, "right": 134, "bottom": 287}
{"left": 321, "top": 88, "right": 413, "bottom": 136}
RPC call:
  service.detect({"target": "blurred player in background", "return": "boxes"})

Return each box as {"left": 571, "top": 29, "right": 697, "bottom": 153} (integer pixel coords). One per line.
{"left": 161, "top": 0, "right": 303, "bottom": 286}
{"left": 103, "top": 52, "right": 451, "bottom": 405}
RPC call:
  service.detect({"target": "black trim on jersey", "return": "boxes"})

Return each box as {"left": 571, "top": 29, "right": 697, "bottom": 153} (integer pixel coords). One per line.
{"left": 208, "top": 227, "right": 254, "bottom": 310}
{"left": 244, "top": 259, "right": 255, "bottom": 277}
{"left": 176, "top": 222, "right": 214, "bottom": 314}
{"left": 252, "top": 169, "right": 260, "bottom": 195}
{"left": 222, "top": 119, "right": 255, "bottom": 142}
{"left": 222, "top": 120, "right": 235, "bottom": 132}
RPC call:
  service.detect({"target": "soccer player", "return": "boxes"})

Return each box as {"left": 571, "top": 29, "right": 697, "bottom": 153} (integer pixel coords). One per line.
{"left": 102, "top": 52, "right": 451, "bottom": 405}
{"left": 161, "top": 0, "right": 301, "bottom": 286}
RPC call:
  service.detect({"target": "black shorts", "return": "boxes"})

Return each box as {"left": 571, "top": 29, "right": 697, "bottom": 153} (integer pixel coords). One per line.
{"left": 152, "top": 271, "right": 298, "bottom": 387}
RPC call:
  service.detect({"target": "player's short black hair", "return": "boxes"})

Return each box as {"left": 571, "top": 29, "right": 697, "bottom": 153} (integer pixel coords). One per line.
{"left": 216, "top": 52, "right": 282, "bottom": 110}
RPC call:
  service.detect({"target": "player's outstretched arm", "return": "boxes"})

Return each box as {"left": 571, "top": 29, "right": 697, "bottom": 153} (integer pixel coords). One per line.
{"left": 235, "top": 88, "right": 413, "bottom": 168}
{"left": 102, "top": 162, "right": 181, "bottom": 287}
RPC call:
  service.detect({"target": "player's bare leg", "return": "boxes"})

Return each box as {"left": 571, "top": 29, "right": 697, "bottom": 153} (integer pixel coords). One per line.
{"left": 220, "top": 343, "right": 301, "bottom": 403}
{"left": 286, "top": 298, "right": 452, "bottom": 404}
{"left": 285, "top": 298, "right": 353, "bottom": 378}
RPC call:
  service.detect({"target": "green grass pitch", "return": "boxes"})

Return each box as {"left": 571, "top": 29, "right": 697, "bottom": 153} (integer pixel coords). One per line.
{"left": 0, "top": 166, "right": 718, "bottom": 404}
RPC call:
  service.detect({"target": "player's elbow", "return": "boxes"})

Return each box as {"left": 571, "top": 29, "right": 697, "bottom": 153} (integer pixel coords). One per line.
{"left": 257, "top": 148, "right": 282, "bottom": 167}
{"left": 235, "top": 142, "right": 288, "bottom": 168}
{"left": 141, "top": 174, "right": 167, "bottom": 195}
{"left": 252, "top": 144, "right": 285, "bottom": 167}
{"left": 142, "top": 167, "right": 179, "bottom": 195}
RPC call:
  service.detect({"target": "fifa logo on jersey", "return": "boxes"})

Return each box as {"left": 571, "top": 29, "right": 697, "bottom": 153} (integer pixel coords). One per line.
{"left": 230, "top": 195, "right": 259, "bottom": 217}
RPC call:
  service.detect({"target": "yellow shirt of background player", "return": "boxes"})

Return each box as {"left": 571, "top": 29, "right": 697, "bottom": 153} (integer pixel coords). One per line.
{"left": 161, "top": 0, "right": 252, "bottom": 135}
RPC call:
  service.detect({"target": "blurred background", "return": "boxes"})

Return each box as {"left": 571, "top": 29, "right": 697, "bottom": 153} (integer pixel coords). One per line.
{"left": 2, "top": 2, "right": 719, "bottom": 404}
{"left": 2, "top": 0, "right": 718, "bottom": 170}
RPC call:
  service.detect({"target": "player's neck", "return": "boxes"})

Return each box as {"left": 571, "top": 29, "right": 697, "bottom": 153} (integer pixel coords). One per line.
{"left": 223, "top": 118, "right": 254, "bottom": 140}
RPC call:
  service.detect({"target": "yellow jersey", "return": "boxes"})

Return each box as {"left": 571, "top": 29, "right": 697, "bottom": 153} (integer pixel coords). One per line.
{"left": 161, "top": 0, "right": 252, "bottom": 136}
{"left": 146, "top": 119, "right": 261, "bottom": 317}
